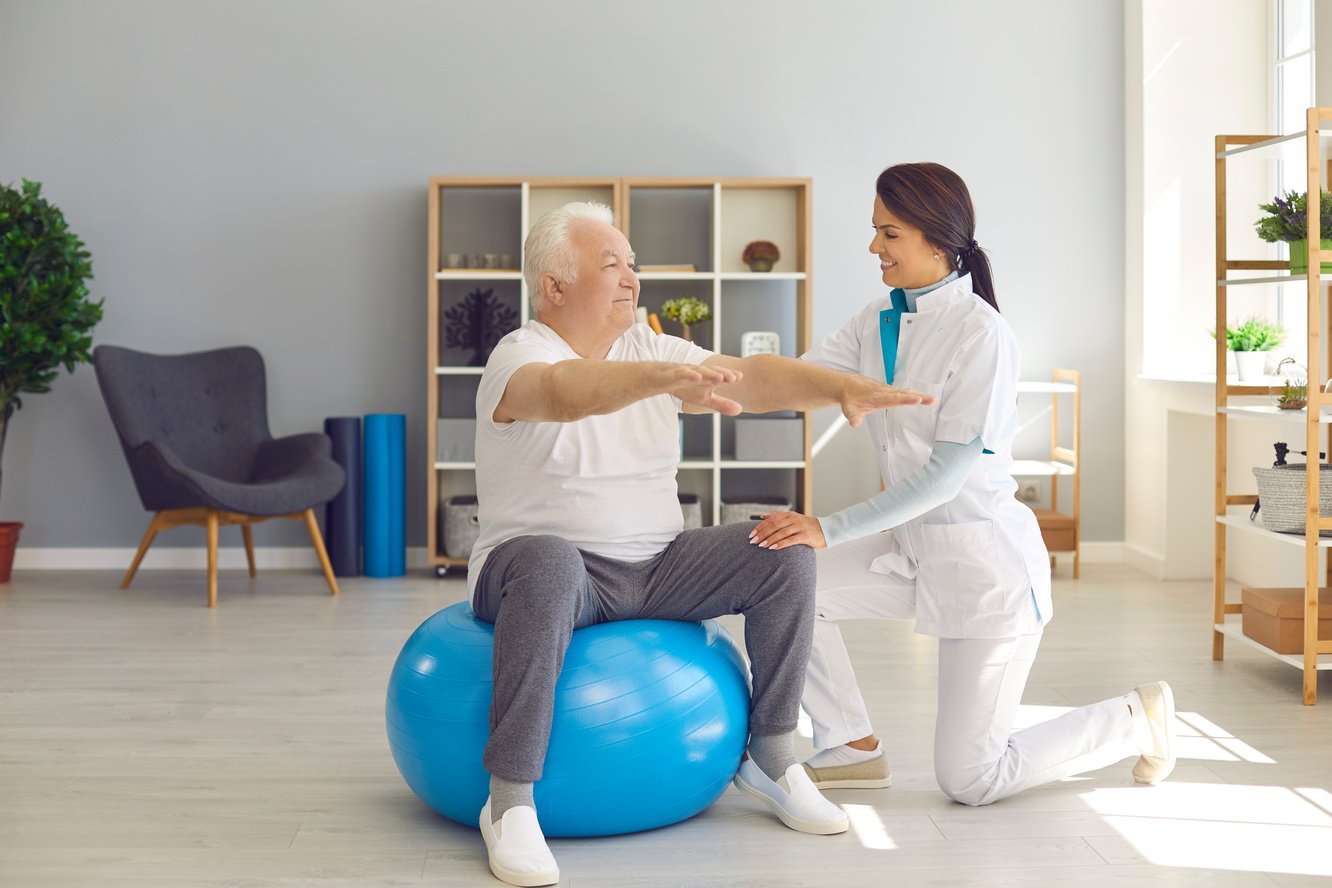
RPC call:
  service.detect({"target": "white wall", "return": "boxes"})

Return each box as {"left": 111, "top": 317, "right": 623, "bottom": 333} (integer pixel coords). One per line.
{"left": 0, "top": 0, "right": 1126, "bottom": 553}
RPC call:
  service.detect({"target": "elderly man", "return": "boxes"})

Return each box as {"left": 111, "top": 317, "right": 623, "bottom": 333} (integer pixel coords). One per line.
{"left": 469, "top": 202, "right": 931, "bottom": 887}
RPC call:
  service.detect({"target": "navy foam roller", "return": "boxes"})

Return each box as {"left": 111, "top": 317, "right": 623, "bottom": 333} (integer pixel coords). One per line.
{"left": 323, "top": 417, "right": 361, "bottom": 577}
{"left": 385, "top": 603, "right": 751, "bottom": 837}
{"left": 363, "top": 413, "right": 406, "bottom": 578}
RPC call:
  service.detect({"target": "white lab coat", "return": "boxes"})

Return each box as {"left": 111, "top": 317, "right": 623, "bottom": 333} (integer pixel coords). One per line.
{"left": 800, "top": 275, "right": 1135, "bottom": 805}
{"left": 802, "top": 273, "right": 1052, "bottom": 639}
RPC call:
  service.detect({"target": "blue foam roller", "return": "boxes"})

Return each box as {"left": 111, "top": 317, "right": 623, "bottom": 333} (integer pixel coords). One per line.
{"left": 364, "top": 413, "right": 406, "bottom": 578}
{"left": 385, "top": 603, "right": 750, "bottom": 837}
{"left": 323, "top": 417, "right": 361, "bottom": 577}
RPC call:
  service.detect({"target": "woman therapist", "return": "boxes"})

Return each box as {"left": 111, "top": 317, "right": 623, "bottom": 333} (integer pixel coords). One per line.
{"left": 750, "top": 162, "right": 1177, "bottom": 806}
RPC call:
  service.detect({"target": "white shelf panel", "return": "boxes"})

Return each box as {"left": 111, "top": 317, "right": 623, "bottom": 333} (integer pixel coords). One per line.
{"left": 435, "top": 366, "right": 485, "bottom": 376}
{"left": 434, "top": 461, "right": 476, "bottom": 470}
{"left": 1215, "top": 128, "right": 1332, "bottom": 159}
{"left": 1016, "top": 381, "right": 1078, "bottom": 394}
{"left": 719, "top": 460, "right": 807, "bottom": 469}
{"left": 1219, "top": 405, "right": 1332, "bottom": 423}
{"left": 1214, "top": 616, "right": 1332, "bottom": 670}
{"left": 1009, "top": 459, "right": 1075, "bottom": 477}
{"left": 435, "top": 271, "right": 523, "bottom": 280}
{"left": 636, "top": 272, "right": 715, "bottom": 281}
{"left": 1217, "top": 273, "right": 1332, "bottom": 286}
{"left": 717, "top": 272, "right": 807, "bottom": 281}
{"left": 1216, "top": 514, "right": 1332, "bottom": 548}
{"left": 678, "top": 460, "right": 716, "bottom": 470}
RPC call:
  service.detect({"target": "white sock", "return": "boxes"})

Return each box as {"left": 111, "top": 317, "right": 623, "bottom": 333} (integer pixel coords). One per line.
{"left": 1126, "top": 690, "right": 1153, "bottom": 754}
{"left": 805, "top": 740, "right": 882, "bottom": 769}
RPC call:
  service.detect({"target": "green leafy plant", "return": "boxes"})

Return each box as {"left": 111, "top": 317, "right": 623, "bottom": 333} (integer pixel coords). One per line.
{"left": 1212, "top": 316, "right": 1284, "bottom": 352}
{"left": 1255, "top": 189, "right": 1332, "bottom": 242}
{"left": 660, "top": 296, "right": 711, "bottom": 341}
{"left": 0, "top": 179, "right": 102, "bottom": 509}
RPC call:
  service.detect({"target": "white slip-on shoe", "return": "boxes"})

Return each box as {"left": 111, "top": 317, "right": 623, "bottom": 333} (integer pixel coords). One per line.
{"left": 1131, "top": 681, "right": 1177, "bottom": 785}
{"left": 478, "top": 798, "right": 559, "bottom": 887}
{"left": 733, "top": 759, "right": 849, "bottom": 835}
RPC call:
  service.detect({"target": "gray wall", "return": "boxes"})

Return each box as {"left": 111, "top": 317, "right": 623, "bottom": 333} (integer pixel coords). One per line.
{"left": 0, "top": 0, "right": 1126, "bottom": 550}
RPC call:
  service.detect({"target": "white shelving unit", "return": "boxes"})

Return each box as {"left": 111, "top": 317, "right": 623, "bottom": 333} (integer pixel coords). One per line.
{"left": 1012, "top": 372, "right": 1081, "bottom": 577}
{"left": 427, "top": 177, "right": 814, "bottom": 576}
{"left": 1214, "top": 114, "right": 1332, "bottom": 704}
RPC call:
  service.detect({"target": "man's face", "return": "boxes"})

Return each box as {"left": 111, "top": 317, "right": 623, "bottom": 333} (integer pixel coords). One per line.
{"left": 558, "top": 220, "right": 640, "bottom": 337}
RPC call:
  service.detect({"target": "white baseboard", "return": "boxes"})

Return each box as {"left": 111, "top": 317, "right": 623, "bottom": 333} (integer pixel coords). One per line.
{"left": 13, "top": 547, "right": 434, "bottom": 571}
{"left": 1122, "top": 542, "right": 1167, "bottom": 580}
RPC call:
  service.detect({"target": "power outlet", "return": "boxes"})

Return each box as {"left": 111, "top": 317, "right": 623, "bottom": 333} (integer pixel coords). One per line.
{"left": 1017, "top": 481, "right": 1041, "bottom": 503}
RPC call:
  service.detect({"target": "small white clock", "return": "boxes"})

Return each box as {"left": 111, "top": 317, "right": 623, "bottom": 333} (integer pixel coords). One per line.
{"left": 740, "top": 331, "right": 781, "bottom": 358}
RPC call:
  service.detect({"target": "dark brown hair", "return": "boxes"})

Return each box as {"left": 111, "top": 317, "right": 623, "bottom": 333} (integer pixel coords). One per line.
{"left": 875, "top": 162, "right": 998, "bottom": 312}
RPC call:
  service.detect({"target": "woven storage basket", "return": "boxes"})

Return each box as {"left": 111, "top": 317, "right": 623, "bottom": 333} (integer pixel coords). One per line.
{"left": 1252, "top": 464, "right": 1332, "bottom": 536}
{"left": 441, "top": 495, "right": 481, "bottom": 558}
{"left": 721, "top": 495, "right": 792, "bottom": 525}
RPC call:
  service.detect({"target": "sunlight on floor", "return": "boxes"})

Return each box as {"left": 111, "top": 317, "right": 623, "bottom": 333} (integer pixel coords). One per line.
{"left": 843, "top": 803, "right": 897, "bottom": 850}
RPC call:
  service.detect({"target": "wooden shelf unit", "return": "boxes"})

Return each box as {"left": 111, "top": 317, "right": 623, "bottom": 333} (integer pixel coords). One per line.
{"left": 1014, "top": 372, "right": 1081, "bottom": 577}
{"left": 1214, "top": 110, "right": 1332, "bottom": 704}
{"left": 426, "top": 176, "right": 814, "bottom": 576}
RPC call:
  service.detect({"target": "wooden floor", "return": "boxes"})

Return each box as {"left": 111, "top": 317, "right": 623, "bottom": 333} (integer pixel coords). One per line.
{"left": 2, "top": 563, "right": 1331, "bottom": 887}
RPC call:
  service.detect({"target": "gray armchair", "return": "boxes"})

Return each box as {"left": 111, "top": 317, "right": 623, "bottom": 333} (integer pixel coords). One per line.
{"left": 93, "top": 345, "right": 345, "bottom": 607}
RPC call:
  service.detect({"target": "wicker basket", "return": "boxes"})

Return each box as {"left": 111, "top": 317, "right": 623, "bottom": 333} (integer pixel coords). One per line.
{"left": 1252, "top": 464, "right": 1332, "bottom": 536}
{"left": 441, "top": 495, "right": 481, "bottom": 558}
{"left": 679, "top": 493, "right": 702, "bottom": 530}
{"left": 721, "top": 495, "right": 792, "bottom": 525}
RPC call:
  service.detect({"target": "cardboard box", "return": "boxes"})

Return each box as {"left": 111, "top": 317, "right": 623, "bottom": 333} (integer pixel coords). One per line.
{"left": 1241, "top": 586, "right": 1332, "bottom": 654}
{"left": 1033, "top": 509, "right": 1076, "bottom": 552}
{"left": 436, "top": 419, "right": 476, "bottom": 462}
{"left": 735, "top": 417, "right": 803, "bottom": 461}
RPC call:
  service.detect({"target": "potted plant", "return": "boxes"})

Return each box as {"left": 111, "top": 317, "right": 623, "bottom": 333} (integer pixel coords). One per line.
{"left": 742, "top": 240, "right": 780, "bottom": 273}
{"left": 1214, "top": 316, "right": 1284, "bottom": 382}
{"left": 1255, "top": 189, "right": 1332, "bottom": 274}
{"left": 660, "top": 296, "right": 711, "bottom": 342}
{"left": 1275, "top": 357, "right": 1308, "bottom": 410}
{"left": 0, "top": 180, "right": 102, "bottom": 582}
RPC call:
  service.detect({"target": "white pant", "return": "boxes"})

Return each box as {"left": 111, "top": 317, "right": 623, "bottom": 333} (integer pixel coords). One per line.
{"left": 804, "top": 534, "right": 1140, "bottom": 806}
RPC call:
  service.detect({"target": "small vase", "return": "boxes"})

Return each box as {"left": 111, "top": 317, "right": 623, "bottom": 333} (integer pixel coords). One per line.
{"left": 0, "top": 522, "right": 23, "bottom": 584}
{"left": 1234, "top": 350, "right": 1267, "bottom": 382}
{"left": 1287, "top": 239, "right": 1332, "bottom": 275}
{"left": 679, "top": 324, "right": 692, "bottom": 342}
{"left": 747, "top": 259, "right": 774, "bottom": 273}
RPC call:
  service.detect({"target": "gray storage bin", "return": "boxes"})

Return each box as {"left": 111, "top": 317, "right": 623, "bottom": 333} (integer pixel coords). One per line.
{"left": 1253, "top": 464, "right": 1332, "bottom": 536}
{"left": 721, "top": 495, "right": 792, "bottom": 525}
{"left": 436, "top": 419, "right": 477, "bottom": 462}
{"left": 735, "top": 416, "right": 804, "bottom": 461}
{"left": 441, "top": 495, "right": 481, "bottom": 557}
{"left": 679, "top": 493, "right": 702, "bottom": 530}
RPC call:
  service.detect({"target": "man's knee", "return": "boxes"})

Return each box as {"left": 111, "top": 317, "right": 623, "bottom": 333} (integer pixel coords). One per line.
{"left": 769, "top": 541, "right": 816, "bottom": 590}
{"left": 486, "top": 535, "right": 586, "bottom": 615}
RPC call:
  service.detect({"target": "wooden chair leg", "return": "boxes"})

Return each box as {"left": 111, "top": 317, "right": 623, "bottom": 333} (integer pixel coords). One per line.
{"left": 122, "top": 513, "right": 163, "bottom": 590}
{"left": 241, "top": 523, "right": 257, "bottom": 578}
{"left": 302, "top": 508, "right": 340, "bottom": 597}
{"left": 206, "top": 509, "right": 220, "bottom": 608}
{"left": 1073, "top": 550, "right": 1081, "bottom": 579}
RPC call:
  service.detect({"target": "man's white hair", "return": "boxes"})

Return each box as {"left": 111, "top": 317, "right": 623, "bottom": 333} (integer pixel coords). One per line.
{"left": 524, "top": 201, "right": 615, "bottom": 318}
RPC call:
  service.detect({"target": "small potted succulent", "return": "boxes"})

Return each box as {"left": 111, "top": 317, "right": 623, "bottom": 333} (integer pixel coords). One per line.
{"left": 742, "top": 240, "right": 780, "bottom": 273}
{"left": 1255, "top": 189, "right": 1332, "bottom": 274}
{"left": 1213, "top": 316, "right": 1284, "bottom": 382}
{"left": 660, "top": 296, "right": 711, "bottom": 342}
{"left": 1275, "top": 358, "right": 1308, "bottom": 410}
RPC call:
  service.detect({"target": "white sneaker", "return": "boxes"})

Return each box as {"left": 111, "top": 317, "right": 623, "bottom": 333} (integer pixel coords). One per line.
{"left": 478, "top": 798, "right": 559, "bottom": 887}
{"left": 1131, "top": 681, "right": 1177, "bottom": 785}
{"left": 733, "top": 759, "right": 849, "bottom": 835}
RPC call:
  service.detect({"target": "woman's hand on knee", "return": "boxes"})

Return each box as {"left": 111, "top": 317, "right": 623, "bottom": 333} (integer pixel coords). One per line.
{"left": 749, "top": 512, "right": 826, "bottom": 550}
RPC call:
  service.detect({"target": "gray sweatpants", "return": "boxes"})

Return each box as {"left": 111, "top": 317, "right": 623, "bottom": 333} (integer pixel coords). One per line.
{"left": 471, "top": 521, "right": 816, "bottom": 782}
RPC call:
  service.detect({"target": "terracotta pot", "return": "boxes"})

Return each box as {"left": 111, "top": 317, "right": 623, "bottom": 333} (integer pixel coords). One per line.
{"left": 747, "top": 259, "right": 774, "bottom": 273}
{"left": 0, "top": 522, "right": 22, "bottom": 584}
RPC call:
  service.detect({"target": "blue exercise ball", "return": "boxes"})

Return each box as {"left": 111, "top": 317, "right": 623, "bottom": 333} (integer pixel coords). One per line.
{"left": 385, "top": 602, "right": 750, "bottom": 838}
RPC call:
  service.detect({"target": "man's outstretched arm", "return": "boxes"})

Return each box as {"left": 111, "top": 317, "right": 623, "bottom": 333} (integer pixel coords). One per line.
{"left": 494, "top": 359, "right": 743, "bottom": 424}
{"left": 697, "top": 353, "right": 933, "bottom": 427}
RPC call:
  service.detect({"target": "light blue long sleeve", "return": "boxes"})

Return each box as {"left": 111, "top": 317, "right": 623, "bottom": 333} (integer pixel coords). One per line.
{"left": 817, "top": 436, "right": 985, "bottom": 548}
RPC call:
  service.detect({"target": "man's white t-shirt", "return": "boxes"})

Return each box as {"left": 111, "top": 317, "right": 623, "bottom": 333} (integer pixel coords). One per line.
{"left": 467, "top": 320, "right": 713, "bottom": 596}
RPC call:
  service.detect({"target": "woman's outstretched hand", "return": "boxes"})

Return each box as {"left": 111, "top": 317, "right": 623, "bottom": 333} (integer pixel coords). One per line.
{"left": 749, "top": 511, "right": 827, "bottom": 550}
